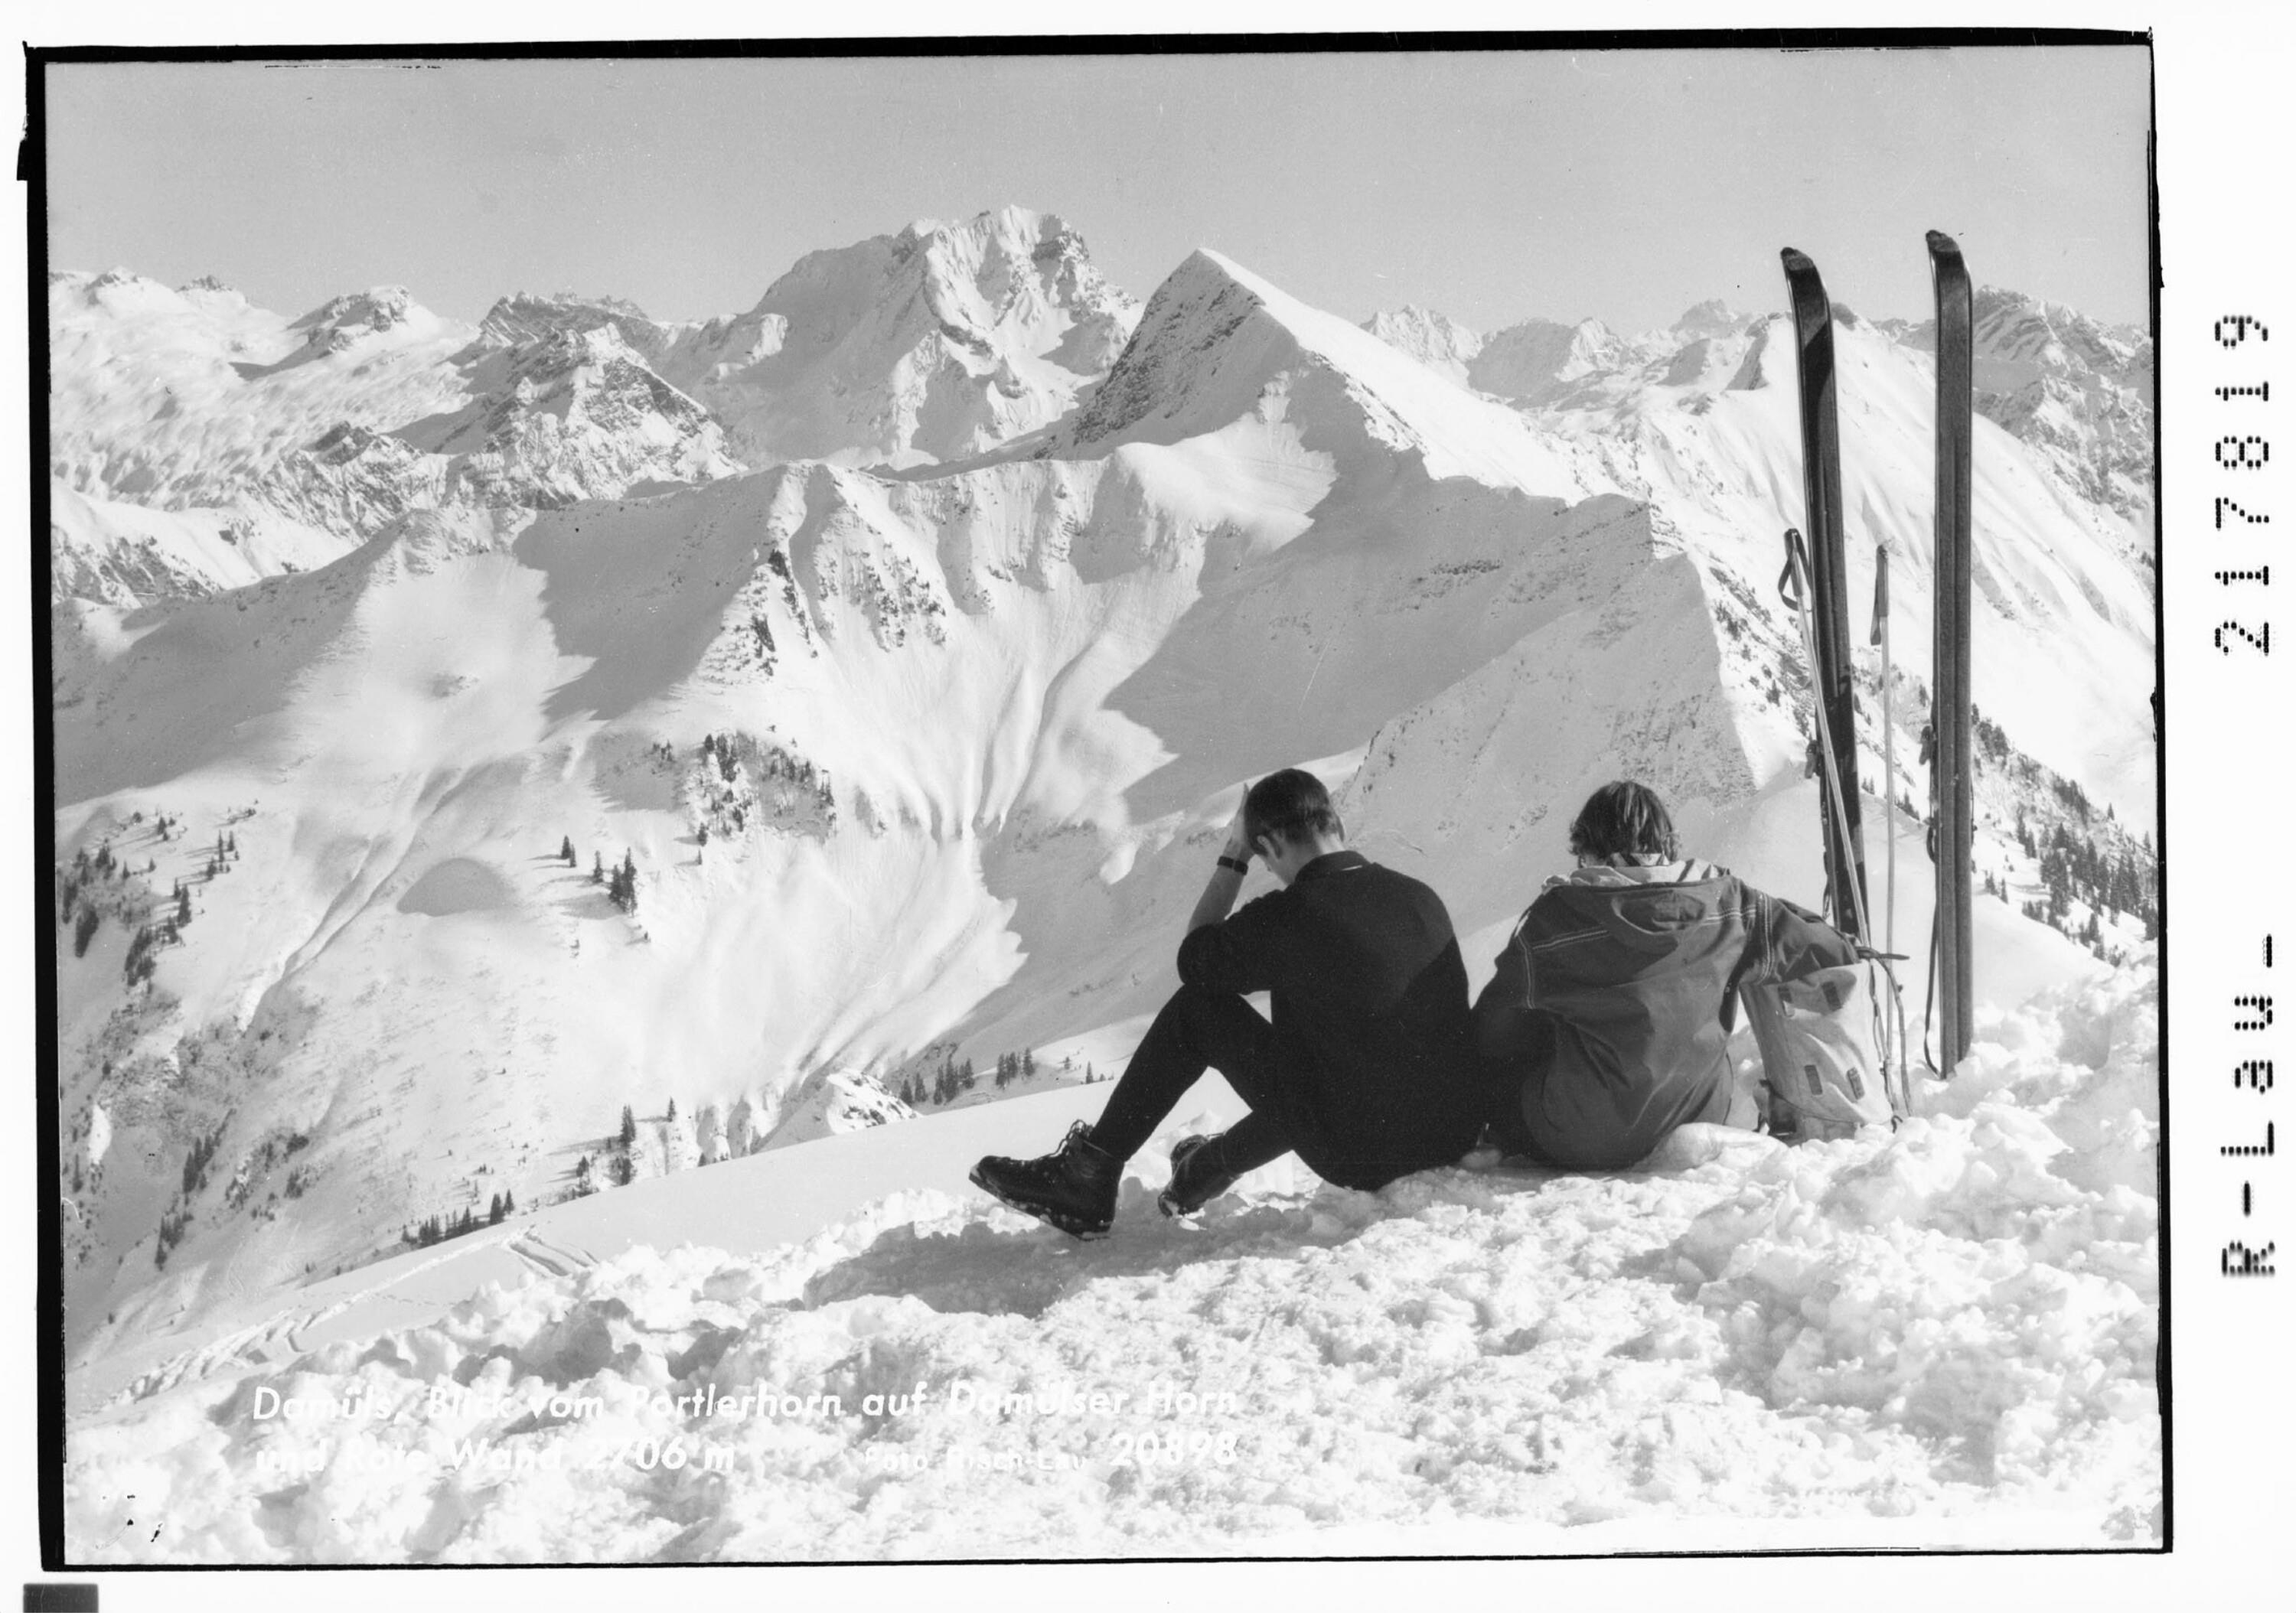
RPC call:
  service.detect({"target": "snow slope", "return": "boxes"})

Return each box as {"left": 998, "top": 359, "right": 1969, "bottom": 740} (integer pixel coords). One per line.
{"left": 1365, "top": 293, "right": 2156, "bottom": 823}
{"left": 63, "top": 956, "right": 2158, "bottom": 1561}
{"left": 47, "top": 478, "right": 344, "bottom": 607}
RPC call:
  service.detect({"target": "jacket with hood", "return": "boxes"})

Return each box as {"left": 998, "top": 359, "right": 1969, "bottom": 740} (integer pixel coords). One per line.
{"left": 1473, "top": 859, "right": 1856, "bottom": 1169}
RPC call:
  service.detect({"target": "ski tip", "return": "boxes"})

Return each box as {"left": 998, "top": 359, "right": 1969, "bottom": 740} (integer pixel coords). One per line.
{"left": 1780, "top": 246, "right": 1816, "bottom": 274}
{"left": 1926, "top": 229, "right": 1962, "bottom": 258}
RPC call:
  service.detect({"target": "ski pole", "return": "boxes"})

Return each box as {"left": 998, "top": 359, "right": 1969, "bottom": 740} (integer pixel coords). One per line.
{"left": 1780, "top": 529, "right": 1874, "bottom": 947}
{"left": 1874, "top": 543, "right": 1906, "bottom": 1105}
{"left": 1873, "top": 543, "right": 1896, "bottom": 965}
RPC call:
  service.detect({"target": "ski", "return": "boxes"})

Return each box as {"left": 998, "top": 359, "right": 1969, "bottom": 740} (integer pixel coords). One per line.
{"left": 1779, "top": 248, "right": 1870, "bottom": 942}
{"left": 1926, "top": 229, "right": 1976, "bottom": 1067}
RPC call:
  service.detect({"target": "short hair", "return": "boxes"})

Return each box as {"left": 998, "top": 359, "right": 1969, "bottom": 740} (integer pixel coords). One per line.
{"left": 1244, "top": 768, "right": 1343, "bottom": 852}
{"left": 1567, "top": 780, "right": 1678, "bottom": 862}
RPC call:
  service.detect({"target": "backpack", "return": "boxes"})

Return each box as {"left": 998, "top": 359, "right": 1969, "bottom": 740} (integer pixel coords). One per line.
{"left": 1741, "top": 953, "right": 1911, "bottom": 1141}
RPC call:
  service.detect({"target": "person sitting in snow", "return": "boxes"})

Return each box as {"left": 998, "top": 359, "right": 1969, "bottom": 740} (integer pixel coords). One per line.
{"left": 970, "top": 767, "right": 1487, "bottom": 1238}
{"left": 1474, "top": 780, "right": 1858, "bottom": 1170}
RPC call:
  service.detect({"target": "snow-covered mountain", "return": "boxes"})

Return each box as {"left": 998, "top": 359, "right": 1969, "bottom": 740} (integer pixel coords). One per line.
{"left": 1360, "top": 304, "right": 1483, "bottom": 384}
{"left": 458, "top": 209, "right": 1140, "bottom": 477}
{"left": 1361, "top": 285, "right": 2156, "bottom": 820}
{"left": 1370, "top": 282, "right": 2156, "bottom": 564}
{"left": 1958, "top": 288, "right": 2154, "bottom": 533}
{"left": 656, "top": 205, "right": 1140, "bottom": 469}
{"left": 47, "top": 268, "right": 741, "bottom": 600}
{"left": 49, "top": 216, "right": 2156, "bottom": 1413}
{"left": 47, "top": 208, "right": 1140, "bottom": 610}
{"left": 1467, "top": 316, "right": 1630, "bottom": 407}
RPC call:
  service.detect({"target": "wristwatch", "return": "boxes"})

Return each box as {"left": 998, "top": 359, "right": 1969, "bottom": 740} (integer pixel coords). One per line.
{"left": 1216, "top": 854, "right": 1250, "bottom": 874}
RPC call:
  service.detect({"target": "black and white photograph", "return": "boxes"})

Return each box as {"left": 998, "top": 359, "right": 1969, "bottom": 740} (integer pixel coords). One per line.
{"left": 18, "top": 8, "right": 2267, "bottom": 1592}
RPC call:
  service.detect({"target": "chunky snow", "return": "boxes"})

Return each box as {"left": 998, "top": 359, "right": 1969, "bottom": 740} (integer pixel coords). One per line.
{"left": 64, "top": 958, "right": 2157, "bottom": 1561}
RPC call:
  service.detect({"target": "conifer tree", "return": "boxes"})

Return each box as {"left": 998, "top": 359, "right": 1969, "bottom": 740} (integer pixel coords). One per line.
{"left": 562, "top": 836, "right": 576, "bottom": 865}
{"left": 619, "top": 1105, "right": 637, "bottom": 1149}
{"left": 593, "top": 851, "right": 605, "bottom": 885}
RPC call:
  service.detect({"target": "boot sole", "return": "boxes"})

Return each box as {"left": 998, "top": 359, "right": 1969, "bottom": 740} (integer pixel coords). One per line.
{"left": 967, "top": 1165, "right": 1112, "bottom": 1240}
{"left": 1159, "top": 1136, "right": 1237, "bottom": 1218}
{"left": 1156, "top": 1188, "right": 1231, "bottom": 1219}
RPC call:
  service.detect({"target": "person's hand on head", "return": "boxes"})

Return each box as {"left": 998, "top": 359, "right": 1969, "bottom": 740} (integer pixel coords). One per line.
{"left": 1223, "top": 797, "right": 1254, "bottom": 862}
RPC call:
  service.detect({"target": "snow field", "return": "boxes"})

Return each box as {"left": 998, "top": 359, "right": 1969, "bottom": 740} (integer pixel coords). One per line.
{"left": 66, "top": 959, "right": 2158, "bottom": 1562}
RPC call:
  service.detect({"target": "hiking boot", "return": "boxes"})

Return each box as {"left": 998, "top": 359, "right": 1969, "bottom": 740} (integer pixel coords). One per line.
{"left": 969, "top": 1121, "right": 1122, "bottom": 1240}
{"left": 1157, "top": 1132, "right": 1240, "bottom": 1217}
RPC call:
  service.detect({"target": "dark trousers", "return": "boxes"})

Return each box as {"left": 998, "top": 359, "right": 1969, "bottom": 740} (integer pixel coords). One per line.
{"left": 1086, "top": 982, "right": 1296, "bottom": 1181}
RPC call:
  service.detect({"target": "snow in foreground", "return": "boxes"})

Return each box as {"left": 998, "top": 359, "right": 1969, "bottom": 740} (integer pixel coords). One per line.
{"left": 67, "top": 963, "right": 2158, "bottom": 1562}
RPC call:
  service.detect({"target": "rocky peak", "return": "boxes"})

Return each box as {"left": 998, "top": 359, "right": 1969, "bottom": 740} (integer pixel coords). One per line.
{"left": 1468, "top": 316, "right": 1623, "bottom": 406}
{"left": 291, "top": 286, "right": 418, "bottom": 353}
{"left": 478, "top": 292, "right": 676, "bottom": 361}
{"left": 1671, "top": 299, "right": 1750, "bottom": 341}
{"left": 1363, "top": 305, "right": 1485, "bottom": 382}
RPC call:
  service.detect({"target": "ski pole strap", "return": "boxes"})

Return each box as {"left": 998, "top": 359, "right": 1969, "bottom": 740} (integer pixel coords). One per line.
{"left": 1921, "top": 910, "right": 1942, "bottom": 1076}
{"left": 1778, "top": 528, "right": 1812, "bottom": 611}
{"left": 1870, "top": 544, "right": 1890, "bottom": 644}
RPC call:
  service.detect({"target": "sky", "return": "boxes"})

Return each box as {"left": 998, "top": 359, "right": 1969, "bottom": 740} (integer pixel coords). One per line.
{"left": 41, "top": 44, "right": 2154, "bottom": 337}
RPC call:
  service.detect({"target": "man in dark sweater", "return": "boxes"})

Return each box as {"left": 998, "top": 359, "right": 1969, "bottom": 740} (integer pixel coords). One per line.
{"left": 969, "top": 769, "right": 1486, "bottom": 1239}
